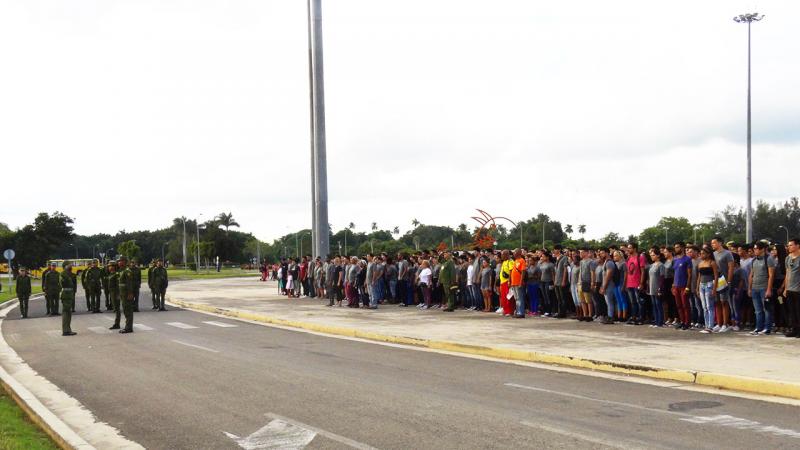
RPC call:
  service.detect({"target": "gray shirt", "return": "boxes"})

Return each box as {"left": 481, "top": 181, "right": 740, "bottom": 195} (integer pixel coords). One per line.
{"left": 648, "top": 262, "right": 665, "bottom": 296}
{"left": 539, "top": 261, "right": 555, "bottom": 283}
{"left": 480, "top": 267, "right": 492, "bottom": 290}
{"left": 570, "top": 262, "right": 580, "bottom": 286}
{"left": 385, "top": 264, "right": 398, "bottom": 281}
{"left": 663, "top": 258, "right": 674, "bottom": 279}
{"left": 347, "top": 264, "right": 359, "bottom": 284}
{"left": 602, "top": 260, "right": 616, "bottom": 289}
{"left": 579, "top": 259, "right": 597, "bottom": 283}
{"left": 398, "top": 260, "right": 408, "bottom": 281}
{"left": 554, "top": 255, "right": 569, "bottom": 287}
{"left": 714, "top": 249, "right": 734, "bottom": 282}
{"left": 750, "top": 256, "right": 776, "bottom": 290}
{"left": 786, "top": 255, "right": 800, "bottom": 293}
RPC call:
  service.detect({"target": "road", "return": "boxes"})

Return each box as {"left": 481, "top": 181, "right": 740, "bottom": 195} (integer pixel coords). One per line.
{"left": 3, "top": 288, "right": 800, "bottom": 449}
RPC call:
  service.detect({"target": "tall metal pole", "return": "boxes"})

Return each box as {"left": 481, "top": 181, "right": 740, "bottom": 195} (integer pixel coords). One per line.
{"left": 309, "top": 0, "right": 330, "bottom": 260}
{"left": 182, "top": 219, "right": 187, "bottom": 268}
{"left": 196, "top": 214, "right": 202, "bottom": 272}
{"left": 734, "top": 12, "right": 763, "bottom": 243}
{"left": 307, "top": 0, "right": 317, "bottom": 258}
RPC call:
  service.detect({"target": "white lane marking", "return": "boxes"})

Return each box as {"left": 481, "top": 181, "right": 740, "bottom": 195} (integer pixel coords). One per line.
{"left": 225, "top": 419, "right": 316, "bottom": 449}
{"left": 171, "top": 340, "right": 219, "bottom": 353}
{"left": 166, "top": 322, "right": 198, "bottom": 329}
{"left": 507, "top": 383, "right": 800, "bottom": 441}
{"left": 7, "top": 333, "right": 20, "bottom": 343}
{"left": 681, "top": 415, "right": 800, "bottom": 439}
{"left": 202, "top": 320, "right": 238, "bottom": 328}
{"left": 521, "top": 421, "right": 644, "bottom": 450}
{"left": 45, "top": 330, "right": 62, "bottom": 338}
{"left": 88, "top": 326, "right": 113, "bottom": 334}
{"left": 265, "top": 413, "right": 379, "bottom": 450}
{"left": 133, "top": 324, "right": 154, "bottom": 331}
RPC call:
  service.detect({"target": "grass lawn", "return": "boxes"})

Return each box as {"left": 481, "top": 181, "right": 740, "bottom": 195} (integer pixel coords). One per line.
{"left": 168, "top": 267, "right": 259, "bottom": 280}
{"left": 0, "top": 391, "right": 58, "bottom": 450}
{"left": 0, "top": 284, "right": 43, "bottom": 305}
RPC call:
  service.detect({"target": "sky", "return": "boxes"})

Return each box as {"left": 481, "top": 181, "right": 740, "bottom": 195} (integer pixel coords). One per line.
{"left": 1, "top": 0, "right": 798, "bottom": 243}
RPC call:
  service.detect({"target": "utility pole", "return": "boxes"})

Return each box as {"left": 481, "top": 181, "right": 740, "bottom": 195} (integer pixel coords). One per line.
{"left": 734, "top": 12, "right": 764, "bottom": 243}
{"left": 195, "top": 214, "right": 203, "bottom": 272}
{"left": 308, "top": 0, "right": 330, "bottom": 259}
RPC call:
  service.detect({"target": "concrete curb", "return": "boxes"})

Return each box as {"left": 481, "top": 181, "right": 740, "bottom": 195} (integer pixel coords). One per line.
{"left": 0, "top": 296, "right": 94, "bottom": 450}
{"left": 169, "top": 297, "right": 800, "bottom": 400}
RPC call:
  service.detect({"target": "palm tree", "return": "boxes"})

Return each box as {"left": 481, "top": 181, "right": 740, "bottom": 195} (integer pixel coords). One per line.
{"left": 348, "top": 222, "right": 355, "bottom": 230}
{"left": 216, "top": 212, "right": 240, "bottom": 235}
{"left": 392, "top": 226, "right": 400, "bottom": 235}
{"left": 412, "top": 218, "right": 420, "bottom": 228}
{"left": 371, "top": 222, "right": 378, "bottom": 231}
{"left": 578, "top": 224, "right": 587, "bottom": 240}
{"left": 565, "top": 224, "right": 573, "bottom": 238}
{"left": 458, "top": 223, "right": 467, "bottom": 232}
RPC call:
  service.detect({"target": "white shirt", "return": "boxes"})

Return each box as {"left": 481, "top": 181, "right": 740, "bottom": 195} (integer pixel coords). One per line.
{"left": 419, "top": 267, "right": 432, "bottom": 285}
{"left": 466, "top": 265, "right": 474, "bottom": 286}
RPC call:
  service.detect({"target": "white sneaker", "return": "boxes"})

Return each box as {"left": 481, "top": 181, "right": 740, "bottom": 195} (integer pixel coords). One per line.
{"left": 749, "top": 330, "right": 759, "bottom": 336}
{"left": 720, "top": 325, "right": 729, "bottom": 333}
{"left": 700, "top": 329, "right": 711, "bottom": 334}
{"left": 712, "top": 325, "right": 721, "bottom": 332}
{"left": 732, "top": 325, "right": 740, "bottom": 332}
{"left": 495, "top": 307, "right": 503, "bottom": 314}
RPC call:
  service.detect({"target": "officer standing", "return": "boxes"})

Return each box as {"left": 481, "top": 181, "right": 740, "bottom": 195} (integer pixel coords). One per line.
{"left": 68, "top": 265, "right": 77, "bottom": 313}
{"left": 107, "top": 261, "right": 120, "bottom": 328}
{"left": 84, "top": 259, "right": 103, "bottom": 313}
{"left": 117, "top": 256, "right": 135, "bottom": 333}
{"left": 130, "top": 259, "right": 142, "bottom": 312}
{"left": 152, "top": 259, "right": 169, "bottom": 311}
{"left": 147, "top": 260, "right": 156, "bottom": 309}
{"left": 16, "top": 267, "right": 32, "bottom": 318}
{"left": 60, "top": 262, "right": 77, "bottom": 336}
{"left": 101, "top": 260, "right": 111, "bottom": 311}
{"left": 42, "top": 262, "right": 60, "bottom": 316}
{"left": 440, "top": 251, "right": 457, "bottom": 312}
{"left": 80, "top": 265, "right": 90, "bottom": 310}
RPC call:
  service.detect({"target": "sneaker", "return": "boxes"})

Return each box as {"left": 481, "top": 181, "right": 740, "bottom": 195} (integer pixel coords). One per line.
{"left": 720, "top": 325, "right": 729, "bottom": 333}
{"left": 712, "top": 325, "right": 721, "bottom": 332}
{"left": 495, "top": 308, "right": 504, "bottom": 314}
{"left": 749, "top": 330, "right": 759, "bottom": 336}
{"left": 732, "top": 325, "right": 740, "bottom": 332}
{"left": 699, "top": 329, "right": 711, "bottom": 334}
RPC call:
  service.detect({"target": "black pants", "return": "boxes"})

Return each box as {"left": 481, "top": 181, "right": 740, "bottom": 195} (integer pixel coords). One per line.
{"left": 19, "top": 295, "right": 29, "bottom": 317}
{"left": 787, "top": 291, "right": 800, "bottom": 333}
{"left": 554, "top": 285, "right": 567, "bottom": 316}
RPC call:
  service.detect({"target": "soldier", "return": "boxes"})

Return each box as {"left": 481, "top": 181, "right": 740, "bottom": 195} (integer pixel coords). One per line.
{"left": 80, "top": 264, "right": 90, "bottom": 310}
{"left": 60, "top": 261, "right": 77, "bottom": 336}
{"left": 67, "top": 264, "right": 77, "bottom": 313}
{"left": 16, "top": 267, "right": 32, "bottom": 318}
{"left": 147, "top": 260, "right": 157, "bottom": 309}
{"left": 152, "top": 259, "right": 169, "bottom": 311}
{"left": 42, "top": 262, "right": 60, "bottom": 316}
{"left": 84, "top": 259, "right": 103, "bottom": 313}
{"left": 440, "top": 251, "right": 457, "bottom": 312}
{"left": 130, "top": 259, "right": 142, "bottom": 312}
{"left": 117, "top": 256, "right": 135, "bottom": 333}
{"left": 101, "top": 260, "right": 112, "bottom": 311}
{"left": 107, "top": 261, "right": 121, "bottom": 329}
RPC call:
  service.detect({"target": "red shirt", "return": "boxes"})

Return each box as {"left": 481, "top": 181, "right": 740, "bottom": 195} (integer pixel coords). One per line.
{"left": 299, "top": 262, "right": 308, "bottom": 280}
{"left": 626, "top": 254, "right": 647, "bottom": 289}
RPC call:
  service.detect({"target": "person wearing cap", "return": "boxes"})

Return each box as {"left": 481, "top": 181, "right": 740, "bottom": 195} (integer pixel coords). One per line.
{"left": 147, "top": 260, "right": 156, "bottom": 310}
{"left": 84, "top": 259, "right": 103, "bottom": 313}
{"left": 439, "top": 251, "right": 457, "bottom": 312}
{"left": 80, "top": 262, "right": 90, "bottom": 310}
{"left": 102, "top": 259, "right": 112, "bottom": 310}
{"left": 42, "top": 262, "right": 61, "bottom": 316}
{"left": 130, "top": 259, "right": 142, "bottom": 312}
{"left": 16, "top": 267, "right": 32, "bottom": 318}
{"left": 59, "top": 261, "right": 77, "bottom": 336}
{"left": 116, "top": 256, "right": 135, "bottom": 333}
{"left": 152, "top": 259, "right": 169, "bottom": 311}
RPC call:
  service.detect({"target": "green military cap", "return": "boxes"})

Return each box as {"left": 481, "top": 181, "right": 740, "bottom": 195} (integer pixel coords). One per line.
{"left": 49, "top": 262, "right": 57, "bottom": 266}
{"left": 19, "top": 266, "right": 27, "bottom": 270}
{"left": 117, "top": 255, "right": 128, "bottom": 261}
{"left": 107, "top": 260, "right": 116, "bottom": 266}
{"left": 62, "top": 261, "right": 71, "bottom": 268}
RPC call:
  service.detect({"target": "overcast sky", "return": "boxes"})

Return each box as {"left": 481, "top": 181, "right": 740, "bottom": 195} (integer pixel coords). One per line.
{"left": 1, "top": 0, "right": 798, "bottom": 243}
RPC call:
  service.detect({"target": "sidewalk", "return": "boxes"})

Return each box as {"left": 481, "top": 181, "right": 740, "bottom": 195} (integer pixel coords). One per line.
{"left": 167, "top": 278, "right": 800, "bottom": 400}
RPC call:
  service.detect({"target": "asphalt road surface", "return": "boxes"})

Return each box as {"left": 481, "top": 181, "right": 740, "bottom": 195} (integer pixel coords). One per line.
{"left": 4, "top": 290, "right": 800, "bottom": 449}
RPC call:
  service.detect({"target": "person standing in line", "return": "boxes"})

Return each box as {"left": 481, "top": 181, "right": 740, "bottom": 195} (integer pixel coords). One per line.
{"left": 370, "top": 255, "right": 385, "bottom": 309}
{"left": 748, "top": 241, "right": 776, "bottom": 335}
{"left": 647, "top": 247, "right": 666, "bottom": 328}
{"left": 553, "top": 245, "right": 569, "bottom": 318}
{"left": 16, "top": 267, "right": 32, "bottom": 319}
{"left": 497, "top": 250, "right": 513, "bottom": 317}
{"left": 625, "top": 243, "right": 646, "bottom": 325}
{"left": 509, "top": 249, "right": 527, "bottom": 318}
{"left": 299, "top": 256, "right": 309, "bottom": 298}
{"left": 526, "top": 254, "right": 541, "bottom": 316}
{"left": 430, "top": 256, "right": 441, "bottom": 308}
{"left": 440, "top": 251, "right": 457, "bottom": 312}
{"left": 538, "top": 252, "right": 555, "bottom": 317}
{"left": 687, "top": 245, "right": 704, "bottom": 329}
{"left": 385, "top": 257, "right": 398, "bottom": 304}
{"left": 479, "top": 258, "right": 493, "bottom": 312}
{"left": 470, "top": 251, "right": 482, "bottom": 311}
{"left": 107, "top": 261, "right": 120, "bottom": 326}
{"left": 671, "top": 243, "right": 693, "bottom": 330}
{"left": 783, "top": 238, "right": 800, "bottom": 337}
{"left": 417, "top": 260, "right": 433, "bottom": 309}
{"left": 152, "top": 259, "right": 169, "bottom": 311}
{"left": 101, "top": 260, "right": 112, "bottom": 311}
{"left": 85, "top": 259, "right": 103, "bottom": 313}
{"left": 612, "top": 250, "right": 628, "bottom": 323}
{"left": 578, "top": 248, "right": 596, "bottom": 322}
{"left": 325, "top": 257, "right": 336, "bottom": 307}
{"left": 598, "top": 248, "right": 616, "bottom": 324}
{"left": 147, "top": 260, "right": 157, "bottom": 310}
{"left": 81, "top": 263, "right": 90, "bottom": 310}
{"left": 711, "top": 237, "right": 735, "bottom": 332}
{"left": 117, "top": 256, "right": 135, "bottom": 334}
{"left": 465, "top": 254, "right": 476, "bottom": 310}
{"left": 696, "top": 246, "right": 719, "bottom": 334}
{"left": 130, "top": 259, "right": 142, "bottom": 312}
{"left": 42, "top": 262, "right": 61, "bottom": 316}
{"left": 569, "top": 252, "right": 582, "bottom": 320}
{"left": 661, "top": 246, "right": 675, "bottom": 326}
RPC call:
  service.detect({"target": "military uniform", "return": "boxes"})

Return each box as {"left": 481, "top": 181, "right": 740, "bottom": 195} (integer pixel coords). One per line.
{"left": 151, "top": 264, "right": 169, "bottom": 311}
{"left": 101, "top": 264, "right": 111, "bottom": 310}
{"left": 84, "top": 263, "right": 103, "bottom": 313}
{"left": 147, "top": 262, "right": 156, "bottom": 309}
{"left": 108, "top": 263, "right": 121, "bottom": 328}
{"left": 59, "top": 264, "right": 76, "bottom": 335}
{"left": 440, "top": 257, "right": 457, "bottom": 312}
{"left": 118, "top": 259, "right": 135, "bottom": 333}
{"left": 67, "top": 268, "right": 77, "bottom": 313}
{"left": 130, "top": 262, "right": 142, "bottom": 312}
{"left": 16, "top": 271, "right": 32, "bottom": 318}
{"left": 81, "top": 268, "right": 90, "bottom": 310}
{"left": 42, "top": 266, "right": 61, "bottom": 315}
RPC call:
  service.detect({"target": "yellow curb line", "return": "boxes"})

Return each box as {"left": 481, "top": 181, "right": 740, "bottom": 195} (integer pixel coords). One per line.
{"left": 170, "top": 298, "right": 800, "bottom": 400}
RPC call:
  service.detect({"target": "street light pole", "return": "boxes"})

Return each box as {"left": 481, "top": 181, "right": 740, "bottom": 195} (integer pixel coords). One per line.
{"left": 778, "top": 225, "right": 789, "bottom": 244}
{"left": 664, "top": 227, "right": 669, "bottom": 247}
{"left": 195, "top": 214, "right": 203, "bottom": 272}
{"left": 308, "top": 0, "right": 330, "bottom": 259}
{"left": 181, "top": 218, "right": 187, "bottom": 268}
{"left": 734, "top": 12, "right": 764, "bottom": 244}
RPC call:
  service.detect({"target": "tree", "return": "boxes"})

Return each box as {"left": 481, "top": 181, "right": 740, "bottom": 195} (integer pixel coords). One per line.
{"left": 412, "top": 219, "right": 420, "bottom": 228}
{"left": 117, "top": 240, "right": 141, "bottom": 260}
{"left": 638, "top": 217, "right": 694, "bottom": 249}
{"left": 216, "top": 212, "right": 240, "bottom": 235}
{"left": 578, "top": 224, "right": 587, "bottom": 240}
{"left": 598, "top": 232, "right": 623, "bottom": 248}
{"left": 565, "top": 224, "right": 573, "bottom": 237}
{"left": 392, "top": 226, "right": 400, "bottom": 235}
{"left": 348, "top": 222, "right": 355, "bottom": 230}
{"left": 11, "top": 212, "right": 75, "bottom": 269}
{"left": 0, "top": 222, "right": 10, "bottom": 236}
{"left": 371, "top": 222, "right": 378, "bottom": 231}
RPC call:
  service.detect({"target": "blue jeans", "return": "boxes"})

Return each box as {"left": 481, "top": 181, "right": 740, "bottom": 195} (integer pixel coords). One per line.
{"left": 751, "top": 288, "right": 772, "bottom": 332}
{"left": 627, "top": 288, "right": 644, "bottom": 319}
{"left": 603, "top": 288, "right": 616, "bottom": 318}
{"left": 699, "top": 281, "right": 716, "bottom": 328}
{"left": 469, "top": 285, "right": 481, "bottom": 309}
{"left": 404, "top": 280, "right": 414, "bottom": 305}
{"left": 370, "top": 279, "right": 384, "bottom": 307}
{"left": 613, "top": 285, "right": 627, "bottom": 314}
{"left": 527, "top": 282, "right": 540, "bottom": 313}
{"left": 651, "top": 294, "right": 663, "bottom": 326}
{"left": 389, "top": 279, "right": 397, "bottom": 301}
{"left": 513, "top": 286, "right": 526, "bottom": 316}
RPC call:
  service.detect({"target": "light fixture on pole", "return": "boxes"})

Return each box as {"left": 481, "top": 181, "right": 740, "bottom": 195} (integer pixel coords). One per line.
{"left": 778, "top": 225, "right": 789, "bottom": 244}
{"left": 663, "top": 227, "right": 669, "bottom": 247}
{"left": 733, "top": 12, "right": 764, "bottom": 243}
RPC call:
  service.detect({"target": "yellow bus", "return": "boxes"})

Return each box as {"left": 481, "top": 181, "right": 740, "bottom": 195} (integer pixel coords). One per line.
{"left": 41, "top": 259, "right": 96, "bottom": 276}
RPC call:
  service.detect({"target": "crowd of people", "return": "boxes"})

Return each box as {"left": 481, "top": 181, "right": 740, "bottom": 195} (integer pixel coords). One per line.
{"left": 258, "top": 236, "right": 800, "bottom": 337}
